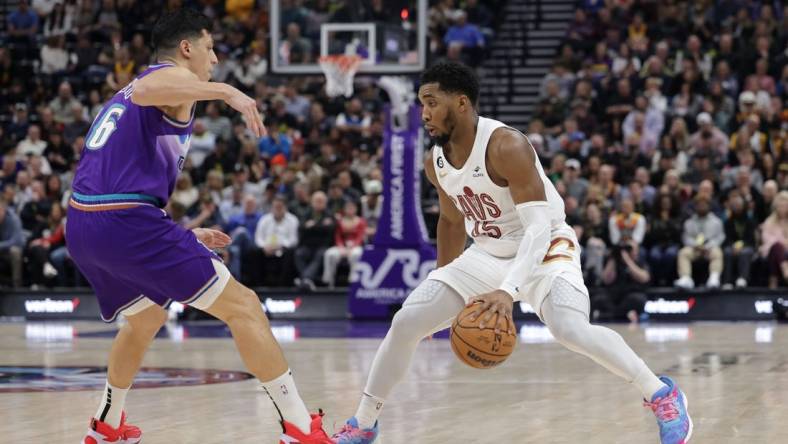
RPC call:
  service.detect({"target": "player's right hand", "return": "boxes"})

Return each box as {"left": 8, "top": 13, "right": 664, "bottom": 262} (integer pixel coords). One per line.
{"left": 467, "top": 290, "right": 515, "bottom": 335}
{"left": 225, "top": 87, "right": 266, "bottom": 138}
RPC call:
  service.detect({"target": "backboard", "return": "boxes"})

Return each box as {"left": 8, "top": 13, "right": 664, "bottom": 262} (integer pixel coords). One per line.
{"left": 270, "top": 0, "right": 427, "bottom": 74}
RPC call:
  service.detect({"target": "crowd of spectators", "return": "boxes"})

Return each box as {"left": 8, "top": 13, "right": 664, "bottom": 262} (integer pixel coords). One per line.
{"left": 2, "top": 0, "right": 787, "bottom": 313}
{"left": 0, "top": 0, "right": 495, "bottom": 289}
{"left": 529, "top": 0, "right": 788, "bottom": 320}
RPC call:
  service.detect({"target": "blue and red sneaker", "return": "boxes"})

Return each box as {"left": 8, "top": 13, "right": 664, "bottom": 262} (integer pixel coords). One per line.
{"left": 644, "top": 376, "right": 693, "bottom": 444}
{"left": 332, "top": 417, "right": 379, "bottom": 444}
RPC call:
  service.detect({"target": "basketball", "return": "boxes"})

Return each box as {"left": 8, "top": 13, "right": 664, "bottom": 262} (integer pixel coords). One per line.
{"left": 450, "top": 303, "right": 517, "bottom": 369}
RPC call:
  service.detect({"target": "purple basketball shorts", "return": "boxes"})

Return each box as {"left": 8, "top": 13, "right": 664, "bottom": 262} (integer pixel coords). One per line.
{"left": 66, "top": 195, "right": 230, "bottom": 321}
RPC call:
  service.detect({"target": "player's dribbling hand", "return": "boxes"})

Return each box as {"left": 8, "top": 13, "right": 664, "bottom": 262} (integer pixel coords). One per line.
{"left": 193, "top": 228, "right": 231, "bottom": 249}
{"left": 467, "top": 290, "right": 515, "bottom": 335}
{"left": 225, "top": 87, "right": 266, "bottom": 138}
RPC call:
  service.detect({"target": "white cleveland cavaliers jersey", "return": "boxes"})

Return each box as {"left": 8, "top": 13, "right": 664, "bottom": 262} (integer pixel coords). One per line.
{"left": 432, "top": 116, "right": 566, "bottom": 258}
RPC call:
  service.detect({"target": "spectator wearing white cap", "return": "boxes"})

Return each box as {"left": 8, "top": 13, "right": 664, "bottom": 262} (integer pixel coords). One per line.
{"left": 731, "top": 90, "right": 757, "bottom": 128}
{"left": 690, "top": 112, "right": 729, "bottom": 161}
{"left": 562, "top": 158, "right": 588, "bottom": 203}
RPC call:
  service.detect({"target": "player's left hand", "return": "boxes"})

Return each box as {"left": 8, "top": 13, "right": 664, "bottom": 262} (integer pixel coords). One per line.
{"left": 467, "top": 290, "right": 515, "bottom": 335}
{"left": 193, "top": 228, "right": 231, "bottom": 249}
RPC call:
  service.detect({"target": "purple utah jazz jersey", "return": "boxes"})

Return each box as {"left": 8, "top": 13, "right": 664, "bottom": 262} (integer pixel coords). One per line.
{"left": 72, "top": 63, "right": 194, "bottom": 206}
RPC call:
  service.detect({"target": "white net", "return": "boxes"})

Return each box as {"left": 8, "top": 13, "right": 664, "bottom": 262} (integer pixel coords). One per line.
{"left": 378, "top": 76, "right": 416, "bottom": 116}
{"left": 319, "top": 55, "right": 362, "bottom": 98}
{"left": 378, "top": 76, "right": 416, "bottom": 130}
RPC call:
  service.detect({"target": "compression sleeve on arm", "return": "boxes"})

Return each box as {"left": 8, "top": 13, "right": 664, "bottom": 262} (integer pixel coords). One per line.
{"left": 498, "top": 201, "right": 552, "bottom": 298}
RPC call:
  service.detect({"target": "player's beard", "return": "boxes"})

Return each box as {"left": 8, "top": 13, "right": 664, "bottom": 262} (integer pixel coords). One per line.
{"left": 432, "top": 131, "right": 450, "bottom": 146}
{"left": 430, "top": 113, "right": 453, "bottom": 146}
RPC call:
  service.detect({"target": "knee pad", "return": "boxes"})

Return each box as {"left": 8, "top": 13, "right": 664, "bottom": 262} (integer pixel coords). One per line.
{"left": 547, "top": 276, "right": 590, "bottom": 318}
{"left": 402, "top": 279, "right": 452, "bottom": 307}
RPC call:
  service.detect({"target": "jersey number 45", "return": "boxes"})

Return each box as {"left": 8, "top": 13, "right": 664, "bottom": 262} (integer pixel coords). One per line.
{"left": 471, "top": 221, "right": 502, "bottom": 238}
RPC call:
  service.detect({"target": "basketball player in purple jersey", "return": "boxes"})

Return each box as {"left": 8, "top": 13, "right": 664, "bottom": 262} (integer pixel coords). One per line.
{"left": 69, "top": 9, "right": 333, "bottom": 444}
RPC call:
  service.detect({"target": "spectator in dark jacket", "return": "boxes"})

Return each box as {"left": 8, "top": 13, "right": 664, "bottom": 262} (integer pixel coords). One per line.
{"left": 0, "top": 201, "right": 25, "bottom": 287}
{"left": 19, "top": 180, "right": 50, "bottom": 236}
{"left": 597, "top": 239, "right": 651, "bottom": 323}
{"left": 579, "top": 202, "right": 608, "bottom": 286}
{"left": 25, "top": 202, "right": 64, "bottom": 287}
{"left": 295, "top": 191, "right": 335, "bottom": 289}
{"left": 723, "top": 193, "right": 757, "bottom": 288}
{"left": 647, "top": 192, "right": 683, "bottom": 286}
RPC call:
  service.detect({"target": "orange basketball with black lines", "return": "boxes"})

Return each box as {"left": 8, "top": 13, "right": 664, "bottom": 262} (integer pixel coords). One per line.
{"left": 450, "top": 304, "right": 517, "bottom": 369}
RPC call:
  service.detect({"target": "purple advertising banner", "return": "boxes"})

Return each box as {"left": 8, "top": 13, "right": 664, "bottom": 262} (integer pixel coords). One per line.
{"left": 349, "top": 105, "right": 437, "bottom": 318}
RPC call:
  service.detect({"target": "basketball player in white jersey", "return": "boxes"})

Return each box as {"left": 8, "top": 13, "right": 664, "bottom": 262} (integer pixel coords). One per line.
{"left": 333, "top": 62, "right": 692, "bottom": 444}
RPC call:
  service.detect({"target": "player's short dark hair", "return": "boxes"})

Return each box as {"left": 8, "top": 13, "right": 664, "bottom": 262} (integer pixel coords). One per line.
{"left": 420, "top": 62, "right": 479, "bottom": 105}
{"left": 151, "top": 8, "right": 213, "bottom": 54}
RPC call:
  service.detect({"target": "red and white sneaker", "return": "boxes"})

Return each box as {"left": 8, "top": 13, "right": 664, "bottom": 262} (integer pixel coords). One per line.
{"left": 279, "top": 410, "right": 335, "bottom": 444}
{"left": 82, "top": 412, "right": 142, "bottom": 444}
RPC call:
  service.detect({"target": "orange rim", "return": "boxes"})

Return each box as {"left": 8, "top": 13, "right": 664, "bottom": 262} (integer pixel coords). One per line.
{"left": 318, "top": 55, "right": 362, "bottom": 72}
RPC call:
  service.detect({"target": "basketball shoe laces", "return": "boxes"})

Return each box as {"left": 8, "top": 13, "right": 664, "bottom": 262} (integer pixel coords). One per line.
{"left": 644, "top": 391, "right": 680, "bottom": 422}
{"left": 304, "top": 409, "right": 333, "bottom": 441}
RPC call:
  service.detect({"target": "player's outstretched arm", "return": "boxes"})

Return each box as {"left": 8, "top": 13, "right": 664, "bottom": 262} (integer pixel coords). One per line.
{"left": 131, "top": 66, "right": 231, "bottom": 106}
{"left": 131, "top": 66, "right": 265, "bottom": 137}
{"left": 424, "top": 151, "right": 466, "bottom": 268}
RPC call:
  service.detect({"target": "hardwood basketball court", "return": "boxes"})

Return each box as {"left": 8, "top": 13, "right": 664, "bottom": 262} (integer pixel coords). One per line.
{"left": 1, "top": 320, "right": 786, "bottom": 443}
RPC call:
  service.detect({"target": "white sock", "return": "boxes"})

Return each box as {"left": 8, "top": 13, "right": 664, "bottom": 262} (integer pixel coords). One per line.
{"left": 95, "top": 381, "right": 129, "bottom": 428}
{"left": 261, "top": 369, "right": 311, "bottom": 434}
{"left": 633, "top": 366, "right": 667, "bottom": 401}
{"left": 355, "top": 392, "right": 385, "bottom": 429}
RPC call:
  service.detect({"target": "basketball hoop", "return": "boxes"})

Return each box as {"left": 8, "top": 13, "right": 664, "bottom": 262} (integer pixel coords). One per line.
{"left": 319, "top": 55, "right": 362, "bottom": 98}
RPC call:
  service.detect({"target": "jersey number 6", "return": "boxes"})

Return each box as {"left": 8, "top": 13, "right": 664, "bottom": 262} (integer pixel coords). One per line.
{"left": 86, "top": 104, "right": 126, "bottom": 150}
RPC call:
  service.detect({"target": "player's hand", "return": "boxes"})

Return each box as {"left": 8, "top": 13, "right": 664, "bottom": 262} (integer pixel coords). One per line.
{"left": 467, "top": 290, "right": 515, "bottom": 335}
{"left": 193, "top": 228, "right": 231, "bottom": 249}
{"left": 225, "top": 87, "right": 265, "bottom": 138}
